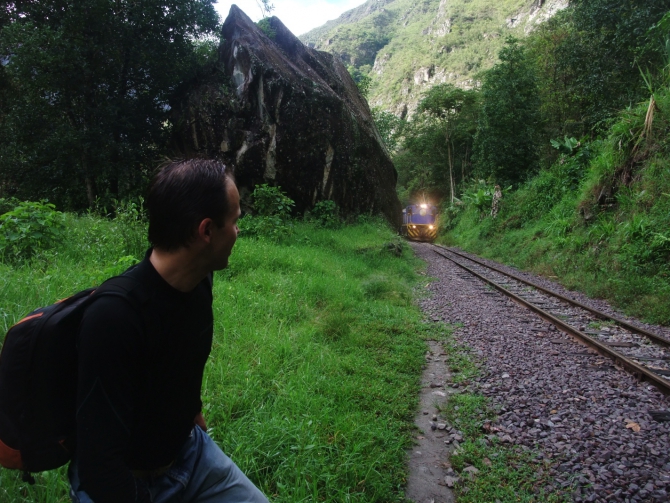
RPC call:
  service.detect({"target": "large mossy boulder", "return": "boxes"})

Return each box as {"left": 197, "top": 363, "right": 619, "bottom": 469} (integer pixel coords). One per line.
{"left": 171, "top": 5, "right": 401, "bottom": 227}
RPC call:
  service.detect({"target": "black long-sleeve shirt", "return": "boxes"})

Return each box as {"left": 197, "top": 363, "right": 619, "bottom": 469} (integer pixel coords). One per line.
{"left": 75, "top": 252, "right": 213, "bottom": 502}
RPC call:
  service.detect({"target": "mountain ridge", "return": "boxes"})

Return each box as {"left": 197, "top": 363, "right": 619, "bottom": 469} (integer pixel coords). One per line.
{"left": 299, "top": 0, "right": 568, "bottom": 116}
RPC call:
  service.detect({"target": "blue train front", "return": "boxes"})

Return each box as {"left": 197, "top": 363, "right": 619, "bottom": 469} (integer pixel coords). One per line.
{"left": 401, "top": 204, "right": 438, "bottom": 242}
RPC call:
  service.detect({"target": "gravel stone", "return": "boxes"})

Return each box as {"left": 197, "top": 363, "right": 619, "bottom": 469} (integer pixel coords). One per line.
{"left": 412, "top": 243, "right": 670, "bottom": 501}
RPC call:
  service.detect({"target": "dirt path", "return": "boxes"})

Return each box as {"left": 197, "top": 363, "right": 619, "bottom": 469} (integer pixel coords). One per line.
{"left": 405, "top": 340, "right": 456, "bottom": 503}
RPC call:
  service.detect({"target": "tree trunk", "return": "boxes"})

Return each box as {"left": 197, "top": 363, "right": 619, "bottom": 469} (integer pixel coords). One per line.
{"left": 463, "top": 144, "right": 469, "bottom": 184}
{"left": 81, "top": 152, "right": 96, "bottom": 207}
{"left": 109, "top": 42, "right": 131, "bottom": 202}
{"left": 85, "top": 176, "right": 96, "bottom": 208}
{"left": 447, "top": 135, "right": 454, "bottom": 205}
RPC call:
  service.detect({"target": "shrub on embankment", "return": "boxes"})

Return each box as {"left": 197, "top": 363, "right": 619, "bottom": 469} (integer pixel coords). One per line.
{"left": 440, "top": 84, "right": 670, "bottom": 325}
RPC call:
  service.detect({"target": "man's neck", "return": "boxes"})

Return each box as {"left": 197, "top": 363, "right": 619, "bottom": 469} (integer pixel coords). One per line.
{"left": 149, "top": 247, "right": 209, "bottom": 292}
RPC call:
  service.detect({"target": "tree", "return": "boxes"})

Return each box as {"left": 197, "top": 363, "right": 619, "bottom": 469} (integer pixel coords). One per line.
{"left": 417, "top": 84, "right": 480, "bottom": 204}
{"left": 525, "top": 10, "right": 583, "bottom": 145}
{"left": 256, "top": 0, "right": 275, "bottom": 18}
{"left": 255, "top": 0, "right": 275, "bottom": 38}
{"left": 371, "top": 108, "right": 406, "bottom": 154}
{"left": 0, "top": 0, "right": 219, "bottom": 208}
{"left": 573, "top": 0, "right": 670, "bottom": 124}
{"left": 529, "top": 0, "right": 670, "bottom": 134}
{"left": 473, "top": 38, "right": 541, "bottom": 187}
{"left": 394, "top": 114, "right": 449, "bottom": 204}
{"left": 347, "top": 65, "right": 372, "bottom": 99}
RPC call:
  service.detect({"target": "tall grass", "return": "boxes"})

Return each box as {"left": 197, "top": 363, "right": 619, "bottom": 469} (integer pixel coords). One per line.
{"left": 0, "top": 215, "right": 430, "bottom": 502}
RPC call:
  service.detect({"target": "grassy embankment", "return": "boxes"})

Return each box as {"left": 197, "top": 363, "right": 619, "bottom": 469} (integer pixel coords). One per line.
{"left": 440, "top": 85, "right": 670, "bottom": 325}
{"left": 0, "top": 215, "right": 430, "bottom": 502}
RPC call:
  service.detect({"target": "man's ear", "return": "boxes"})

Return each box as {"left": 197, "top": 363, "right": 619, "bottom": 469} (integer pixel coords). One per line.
{"left": 197, "top": 218, "right": 215, "bottom": 244}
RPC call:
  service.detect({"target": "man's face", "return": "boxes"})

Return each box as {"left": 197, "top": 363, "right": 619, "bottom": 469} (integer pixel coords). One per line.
{"left": 209, "top": 179, "right": 241, "bottom": 270}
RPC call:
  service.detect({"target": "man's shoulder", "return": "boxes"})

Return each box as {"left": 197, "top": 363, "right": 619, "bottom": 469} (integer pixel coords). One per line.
{"left": 80, "top": 293, "right": 145, "bottom": 330}
{"left": 78, "top": 269, "right": 155, "bottom": 340}
{"left": 77, "top": 259, "right": 162, "bottom": 345}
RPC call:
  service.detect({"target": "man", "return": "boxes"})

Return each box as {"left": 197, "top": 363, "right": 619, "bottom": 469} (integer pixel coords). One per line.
{"left": 69, "top": 159, "right": 270, "bottom": 503}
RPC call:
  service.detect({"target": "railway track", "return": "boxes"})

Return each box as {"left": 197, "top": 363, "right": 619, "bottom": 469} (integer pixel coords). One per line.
{"left": 429, "top": 244, "right": 670, "bottom": 395}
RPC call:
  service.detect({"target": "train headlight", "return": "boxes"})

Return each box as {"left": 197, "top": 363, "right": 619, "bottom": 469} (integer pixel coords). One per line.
{"left": 429, "top": 225, "right": 434, "bottom": 230}
{"left": 420, "top": 204, "right": 428, "bottom": 209}
{"left": 411, "top": 225, "right": 416, "bottom": 229}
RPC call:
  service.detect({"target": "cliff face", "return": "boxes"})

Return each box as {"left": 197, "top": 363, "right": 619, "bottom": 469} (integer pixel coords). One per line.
{"left": 300, "top": 0, "right": 568, "bottom": 117}
{"left": 171, "top": 5, "right": 402, "bottom": 227}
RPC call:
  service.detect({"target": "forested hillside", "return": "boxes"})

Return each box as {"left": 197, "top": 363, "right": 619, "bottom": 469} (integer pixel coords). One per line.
{"left": 357, "top": 0, "right": 670, "bottom": 323}
{"left": 300, "top": 0, "right": 567, "bottom": 115}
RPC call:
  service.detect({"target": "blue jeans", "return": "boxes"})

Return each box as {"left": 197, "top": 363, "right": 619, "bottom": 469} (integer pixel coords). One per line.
{"left": 69, "top": 426, "right": 270, "bottom": 503}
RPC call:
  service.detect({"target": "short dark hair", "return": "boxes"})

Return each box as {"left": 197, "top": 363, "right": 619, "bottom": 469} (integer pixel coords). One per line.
{"left": 147, "top": 159, "right": 234, "bottom": 251}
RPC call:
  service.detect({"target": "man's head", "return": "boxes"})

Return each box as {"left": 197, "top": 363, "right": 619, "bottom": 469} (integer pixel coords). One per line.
{"left": 147, "top": 159, "right": 240, "bottom": 265}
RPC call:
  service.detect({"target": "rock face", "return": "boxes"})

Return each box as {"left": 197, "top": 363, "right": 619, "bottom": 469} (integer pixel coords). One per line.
{"left": 171, "top": 5, "right": 401, "bottom": 227}
{"left": 301, "top": 0, "right": 569, "bottom": 119}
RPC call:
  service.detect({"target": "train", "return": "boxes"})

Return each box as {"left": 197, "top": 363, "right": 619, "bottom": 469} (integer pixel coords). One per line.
{"left": 400, "top": 203, "right": 438, "bottom": 242}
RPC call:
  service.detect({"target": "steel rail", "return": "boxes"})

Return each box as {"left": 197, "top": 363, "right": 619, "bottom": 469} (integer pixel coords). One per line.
{"left": 436, "top": 245, "right": 670, "bottom": 348}
{"left": 431, "top": 247, "right": 670, "bottom": 396}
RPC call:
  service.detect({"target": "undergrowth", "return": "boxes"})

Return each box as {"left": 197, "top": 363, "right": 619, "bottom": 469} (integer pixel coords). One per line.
{"left": 441, "top": 83, "right": 670, "bottom": 325}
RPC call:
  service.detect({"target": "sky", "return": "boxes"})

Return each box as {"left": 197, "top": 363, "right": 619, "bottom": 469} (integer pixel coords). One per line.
{"left": 214, "top": 0, "right": 366, "bottom": 37}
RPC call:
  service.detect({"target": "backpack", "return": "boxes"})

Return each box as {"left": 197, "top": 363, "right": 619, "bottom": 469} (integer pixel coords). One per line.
{"left": 0, "top": 274, "right": 148, "bottom": 483}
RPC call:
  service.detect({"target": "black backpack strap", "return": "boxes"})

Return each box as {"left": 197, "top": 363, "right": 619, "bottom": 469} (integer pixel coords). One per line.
{"left": 87, "top": 274, "right": 157, "bottom": 346}
{"left": 84, "top": 273, "right": 162, "bottom": 408}
{"left": 94, "top": 273, "right": 149, "bottom": 304}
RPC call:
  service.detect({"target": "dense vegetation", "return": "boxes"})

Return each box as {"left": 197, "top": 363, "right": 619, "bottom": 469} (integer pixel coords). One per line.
{"left": 380, "top": 0, "right": 670, "bottom": 324}
{"left": 0, "top": 0, "right": 219, "bottom": 210}
{"left": 301, "top": 0, "right": 554, "bottom": 114}
{"left": 441, "top": 83, "right": 670, "bottom": 324}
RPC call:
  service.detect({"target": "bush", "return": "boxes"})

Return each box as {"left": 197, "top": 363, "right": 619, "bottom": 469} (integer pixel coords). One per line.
{"left": 309, "top": 200, "right": 340, "bottom": 228}
{"left": 462, "top": 180, "right": 495, "bottom": 217}
{"left": 0, "top": 197, "right": 21, "bottom": 215}
{"left": 251, "top": 184, "right": 294, "bottom": 217}
{"left": 239, "top": 185, "right": 295, "bottom": 241}
{"left": 440, "top": 203, "right": 464, "bottom": 231}
{"left": 0, "top": 200, "right": 66, "bottom": 262}
{"left": 112, "top": 198, "right": 148, "bottom": 257}
{"left": 257, "top": 18, "right": 276, "bottom": 40}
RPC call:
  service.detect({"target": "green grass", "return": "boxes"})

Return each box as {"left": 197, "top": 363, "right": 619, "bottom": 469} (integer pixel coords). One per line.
{"left": 0, "top": 215, "right": 432, "bottom": 502}
{"left": 439, "top": 330, "right": 569, "bottom": 503}
{"left": 441, "top": 173, "right": 670, "bottom": 325}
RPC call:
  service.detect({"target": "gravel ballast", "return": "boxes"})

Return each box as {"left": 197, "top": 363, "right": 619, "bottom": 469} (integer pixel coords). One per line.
{"left": 412, "top": 243, "right": 670, "bottom": 503}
